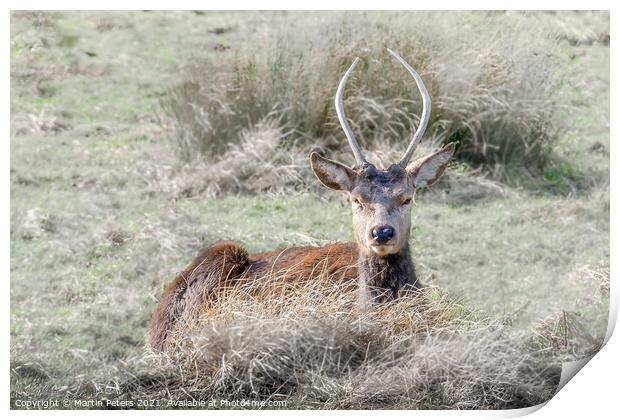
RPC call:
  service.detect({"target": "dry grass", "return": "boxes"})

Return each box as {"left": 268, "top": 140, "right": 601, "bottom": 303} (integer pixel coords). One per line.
{"left": 532, "top": 265, "right": 610, "bottom": 362}
{"left": 11, "top": 263, "right": 565, "bottom": 409}
{"left": 582, "top": 265, "right": 610, "bottom": 295}
{"left": 170, "top": 118, "right": 312, "bottom": 197}
{"left": 165, "top": 11, "right": 567, "bottom": 176}
{"left": 118, "top": 273, "right": 561, "bottom": 409}
{"left": 165, "top": 116, "right": 507, "bottom": 201}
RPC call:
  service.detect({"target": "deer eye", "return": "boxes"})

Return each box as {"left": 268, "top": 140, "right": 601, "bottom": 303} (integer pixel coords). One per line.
{"left": 401, "top": 198, "right": 412, "bottom": 206}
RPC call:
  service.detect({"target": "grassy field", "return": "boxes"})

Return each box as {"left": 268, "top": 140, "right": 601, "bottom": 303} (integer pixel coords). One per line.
{"left": 10, "top": 11, "right": 609, "bottom": 409}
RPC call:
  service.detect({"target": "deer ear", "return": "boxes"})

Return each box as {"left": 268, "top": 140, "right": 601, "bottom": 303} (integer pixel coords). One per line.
{"left": 310, "top": 152, "right": 355, "bottom": 191}
{"left": 407, "top": 143, "right": 455, "bottom": 188}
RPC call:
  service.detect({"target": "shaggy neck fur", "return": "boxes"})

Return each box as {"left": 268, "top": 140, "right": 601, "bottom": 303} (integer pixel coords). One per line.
{"left": 357, "top": 242, "right": 418, "bottom": 304}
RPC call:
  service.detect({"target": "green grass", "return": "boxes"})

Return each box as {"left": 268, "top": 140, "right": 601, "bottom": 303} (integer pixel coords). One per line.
{"left": 10, "top": 11, "right": 609, "bottom": 409}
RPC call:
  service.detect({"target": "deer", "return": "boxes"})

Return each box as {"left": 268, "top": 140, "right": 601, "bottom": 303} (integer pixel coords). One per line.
{"left": 147, "top": 49, "right": 455, "bottom": 352}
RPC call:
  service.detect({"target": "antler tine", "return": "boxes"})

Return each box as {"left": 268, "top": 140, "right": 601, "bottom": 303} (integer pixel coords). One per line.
{"left": 387, "top": 48, "right": 431, "bottom": 166}
{"left": 335, "top": 57, "right": 367, "bottom": 166}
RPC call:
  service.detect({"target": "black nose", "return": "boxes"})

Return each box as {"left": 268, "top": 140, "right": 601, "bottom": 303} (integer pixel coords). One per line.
{"left": 371, "top": 226, "right": 394, "bottom": 244}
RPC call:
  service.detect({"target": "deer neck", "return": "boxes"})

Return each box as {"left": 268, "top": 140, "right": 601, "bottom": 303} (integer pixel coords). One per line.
{"left": 357, "top": 242, "right": 418, "bottom": 303}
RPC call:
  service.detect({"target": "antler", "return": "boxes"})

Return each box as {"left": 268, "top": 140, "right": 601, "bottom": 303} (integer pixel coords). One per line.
{"left": 335, "top": 50, "right": 431, "bottom": 167}
{"left": 335, "top": 57, "right": 367, "bottom": 166}
{"left": 386, "top": 48, "right": 432, "bottom": 166}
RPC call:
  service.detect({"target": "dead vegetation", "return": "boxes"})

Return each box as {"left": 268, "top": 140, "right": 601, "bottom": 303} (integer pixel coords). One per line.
{"left": 54, "top": 281, "right": 562, "bottom": 409}
{"left": 164, "top": 11, "right": 566, "bottom": 178}
{"left": 532, "top": 265, "right": 610, "bottom": 361}
{"left": 161, "top": 116, "right": 508, "bottom": 202}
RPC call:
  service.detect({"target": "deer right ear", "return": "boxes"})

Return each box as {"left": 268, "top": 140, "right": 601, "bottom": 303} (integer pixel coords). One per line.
{"left": 406, "top": 143, "right": 455, "bottom": 188}
{"left": 310, "top": 152, "right": 355, "bottom": 192}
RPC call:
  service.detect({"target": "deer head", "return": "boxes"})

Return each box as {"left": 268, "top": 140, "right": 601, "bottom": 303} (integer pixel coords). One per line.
{"left": 311, "top": 49, "right": 455, "bottom": 257}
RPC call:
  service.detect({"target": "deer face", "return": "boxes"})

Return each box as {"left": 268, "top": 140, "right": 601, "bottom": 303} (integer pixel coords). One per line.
{"left": 311, "top": 144, "right": 454, "bottom": 257}
{"left": 310, "top": 48, "right": 455, "bottom": 257}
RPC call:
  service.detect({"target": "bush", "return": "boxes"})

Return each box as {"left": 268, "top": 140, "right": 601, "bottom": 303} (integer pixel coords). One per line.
{"left": 163, "top": 11, "right": 563, "bottom": 175}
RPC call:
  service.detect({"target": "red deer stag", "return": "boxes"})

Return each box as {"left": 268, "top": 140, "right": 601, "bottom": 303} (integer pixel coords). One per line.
{"left": 148, "top": 49, "right": 455, "bottom": 352}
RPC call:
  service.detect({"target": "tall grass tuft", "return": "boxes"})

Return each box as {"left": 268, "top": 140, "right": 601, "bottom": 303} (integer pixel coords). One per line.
{"left": 128, "top": 274, "right": 560, "bottom": 409}
{"left": 164, "top": 11, "right": 563, "bottom": 177}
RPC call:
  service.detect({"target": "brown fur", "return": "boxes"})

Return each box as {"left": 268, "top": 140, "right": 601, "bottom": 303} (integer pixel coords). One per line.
{"left": 147, "top": 242, "right": 358, "bottom": 352}
{"left": 147, "top": 242, "right": 250, "bottom": 351}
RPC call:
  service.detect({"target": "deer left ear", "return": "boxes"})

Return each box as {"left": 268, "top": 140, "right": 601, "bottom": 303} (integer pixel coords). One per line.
{"left": 310, "top": 152, "right": 356, "bottom": 192}
{"left": 407, "top": 143, "right": 455, "bottom": 188}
